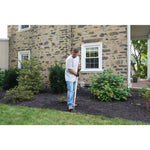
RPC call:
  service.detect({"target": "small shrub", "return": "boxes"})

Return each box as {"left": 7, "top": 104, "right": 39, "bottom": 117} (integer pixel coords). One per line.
{"left": 89, "top": 68, "right": 130, "bottom": 102}
{"left": 49, "top": 62, "right": 67, "bottom": 94}
{"left": 139, "top": 88, "right": 150, "bottom": 110}
{"left": 4, "top": 55, "right": 45, "bottom": 103}
{"left": 4, "top": 86, "right": 34, "bottom": 103}
{"left": 3, "top": 68, "right": 20, "bottom": 90}
{"left": 17, "top": 56, "right": 45, "bottom": 94}
{"left": 139, "top": 88, "right": 150, "bottom": 100}
{"left": 0, "top": 68, "right": 5, "bottom": 90}
{"left": 57, "top": 96, "right": 66, "bottom": 103}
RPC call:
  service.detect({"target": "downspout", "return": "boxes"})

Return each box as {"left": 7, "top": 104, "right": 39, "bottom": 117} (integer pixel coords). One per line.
{"left": 127, "top": 25, "right": 131, "bottom": 88}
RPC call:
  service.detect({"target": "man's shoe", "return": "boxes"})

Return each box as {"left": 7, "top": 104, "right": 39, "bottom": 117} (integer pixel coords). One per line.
{"left": 68, "top": 106, "right": 74, "bottom": 111}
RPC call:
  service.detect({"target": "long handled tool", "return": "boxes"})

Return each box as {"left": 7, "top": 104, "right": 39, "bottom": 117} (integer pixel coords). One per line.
{"left": 71, "top": 76, "right": 79, "bottom": 113}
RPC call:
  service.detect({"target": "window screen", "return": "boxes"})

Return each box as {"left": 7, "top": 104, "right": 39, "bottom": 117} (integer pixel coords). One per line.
{"left": 21, "top": 25, "right": 30, "bottom": 29}
{"left": 85, "top": 47, "right": 99, "bottom": 68}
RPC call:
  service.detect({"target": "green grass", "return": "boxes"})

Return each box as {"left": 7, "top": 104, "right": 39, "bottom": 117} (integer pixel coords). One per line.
{"left": 0, "top": 104, "right": 149, "bottom": 125}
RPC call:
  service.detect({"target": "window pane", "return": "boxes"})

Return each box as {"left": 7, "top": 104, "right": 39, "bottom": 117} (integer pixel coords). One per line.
{"left": 86, "top": 58, "right": 99, "bottom": 68}
{"left": 22, "top": 54, "right": 29, "bottom": 61}
{"left": 21, "top": 25, "right": 29, "bottom": 29}
{"left": 86, "top": 47, "right": 98, "bottom": 58}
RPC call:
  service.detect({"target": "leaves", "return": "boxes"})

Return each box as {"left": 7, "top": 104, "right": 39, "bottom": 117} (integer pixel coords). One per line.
{"left": 131, "top": 39, "right": 148, "bottom": 78}
{"left": 4, "top": 55, "right": 45, "bottom": 102}
{"left": 89, "top": 68, "right": 130, "bottom": 102}
{"left": 49, "top": 62, "right": 67, "bottom": 94}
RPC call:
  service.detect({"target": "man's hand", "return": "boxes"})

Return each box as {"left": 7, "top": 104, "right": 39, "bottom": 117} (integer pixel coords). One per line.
{"left": 78, "top": 68, "right": 81, "bottom": 73}
{"left": 76, "top": 72, "right": 79, "bottom": 77}
{"left": 68, "top": 69, "right": 79, "bottom": 77}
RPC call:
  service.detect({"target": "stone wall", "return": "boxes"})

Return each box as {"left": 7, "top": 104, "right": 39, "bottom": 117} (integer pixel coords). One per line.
{"left": 8, "top": 25, "right": 128, "bottom": 87}
{"left": 8, "top": 25, "right": 72, "bottom": 87}
{"left": 71, "top": 25, "right": 128, "bottom": 85}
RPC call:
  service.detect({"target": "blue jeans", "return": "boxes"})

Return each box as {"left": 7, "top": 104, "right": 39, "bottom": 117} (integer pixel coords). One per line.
{"left": 66, "top": 81, "right": 76, "bottom": 107}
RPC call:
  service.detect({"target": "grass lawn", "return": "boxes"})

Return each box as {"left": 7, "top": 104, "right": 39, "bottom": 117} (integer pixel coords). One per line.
{"left": 0, "top": 104, "right": 149, "bottom": 125}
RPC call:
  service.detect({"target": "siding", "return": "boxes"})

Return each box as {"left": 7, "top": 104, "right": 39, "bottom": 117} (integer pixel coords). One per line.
{"left": 0, "top": 39, "right": 9, "bottom": 70}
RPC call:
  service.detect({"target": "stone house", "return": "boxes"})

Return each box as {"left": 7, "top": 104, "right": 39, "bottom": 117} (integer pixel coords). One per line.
{"left": 7, "top": 25, "right": 134, "bottom": 88}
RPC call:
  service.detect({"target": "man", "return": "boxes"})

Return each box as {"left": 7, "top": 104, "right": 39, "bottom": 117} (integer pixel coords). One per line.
{"left": 65, "top": 48, "right": 80, "bottom": 111}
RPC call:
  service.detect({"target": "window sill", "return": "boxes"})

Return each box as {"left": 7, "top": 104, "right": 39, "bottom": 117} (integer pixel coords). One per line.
{"left": 18, "top": 28, "right": 31, "bottom": 32}
{"left": 80, "top": 69, "right": 103, "bottom": 73}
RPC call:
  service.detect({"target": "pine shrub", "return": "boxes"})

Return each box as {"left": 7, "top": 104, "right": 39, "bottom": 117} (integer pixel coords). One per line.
{"left": 4, "top": 56, "right": 46, "bottom": 102}
{"left": 3, "top": 68, "right": 20, "bottom": 90}
{"left": 0, "top": 68, "right": 5, "bottom": 90}
{"left": 17, "top": 56, "right": 45, "bottom": 94}
{"left": 4, "top": 86, "right": 34, "bottom": 103}
{"left": 49, "top": 62, "right": 66, "bottom": 93}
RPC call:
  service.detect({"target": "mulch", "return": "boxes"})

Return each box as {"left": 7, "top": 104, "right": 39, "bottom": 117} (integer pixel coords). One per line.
{"left": 0, "top": 88, "right": 150, "bottom": 123}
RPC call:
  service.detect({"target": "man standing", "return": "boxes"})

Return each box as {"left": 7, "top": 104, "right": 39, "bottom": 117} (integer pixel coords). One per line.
{"left": 65, "top": 48, "right": 80, "bottom": 111}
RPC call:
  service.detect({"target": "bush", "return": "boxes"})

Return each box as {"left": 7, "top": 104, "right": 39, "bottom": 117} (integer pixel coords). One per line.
{"left": 4, "top": 86, "right": 34, "bottom": 103}
{"left": 139, "top": 87, "right": 150, "bottom": 100}
{"left": 4, "top": 55, "right": 45, "bottom": 103}
{"left": 89, "top": 68, "right": 130, "bottom": 101}
{"left": 3, "top": 68, "right": 20, "bottom": 90}
{"left": 17, "top": 56, "right": 45, "bottom": 94}
{"left": 0, "top": 68, "right": 5, "bottom": 90}
{"left": 49, "top": 62, "right": 67, "bottom": 93}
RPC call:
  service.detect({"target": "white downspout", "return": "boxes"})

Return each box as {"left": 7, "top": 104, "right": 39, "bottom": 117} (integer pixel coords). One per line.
{"left": 127, "top": 25, "right": 132, "bottom": 88}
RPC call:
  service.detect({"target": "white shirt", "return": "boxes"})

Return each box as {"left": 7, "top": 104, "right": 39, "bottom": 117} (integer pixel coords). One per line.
{"left": 65, "top": 55, "right": 80, "bottom": 82}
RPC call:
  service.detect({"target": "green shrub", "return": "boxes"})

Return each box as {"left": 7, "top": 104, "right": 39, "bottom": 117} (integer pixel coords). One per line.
{"left": 139, "top": 88, "right": 150, "bottom": 100}
{"left": 89, "top": 68, "right": 130, "bottom": 101}
{"left": 4, "top": 86, "right": 34, "bottom": 103}
{"left": 49, "top": 62, "right": 67, "bottom": 93}
{"left": 4, "top": 55, "right": 45, "bottom": 103}
{"left": 17, "top": 56, "right": 45, "bottom": 94}
{"left": 0, "top": 68, "right": 5, "bottom": 90}
{"left": 3, "top": 68, "right": 20, "bottom": 90}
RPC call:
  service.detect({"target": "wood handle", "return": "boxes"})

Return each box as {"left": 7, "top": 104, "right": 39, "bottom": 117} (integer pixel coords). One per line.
{"left": 73, "top": 77, "right": 78, "bottom": 105}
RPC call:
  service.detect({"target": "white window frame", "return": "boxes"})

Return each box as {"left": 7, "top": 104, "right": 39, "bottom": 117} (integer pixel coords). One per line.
{"left": 81, "top": 42, "right": 103, "bottom": 73}
{"left": 18, "top": 25, "right": 30, "bottom": 31}
{"left": 18, "top": 50, "right": 30, "bottom": 68}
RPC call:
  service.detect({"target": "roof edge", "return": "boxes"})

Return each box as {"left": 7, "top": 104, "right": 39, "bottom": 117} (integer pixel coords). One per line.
{"left": 0, "top": 38, "right": 9, "bottom": 41}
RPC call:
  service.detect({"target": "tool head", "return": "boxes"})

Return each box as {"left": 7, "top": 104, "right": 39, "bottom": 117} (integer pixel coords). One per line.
{"left": 71, "top": 106, "right": 76, "bottom": 113}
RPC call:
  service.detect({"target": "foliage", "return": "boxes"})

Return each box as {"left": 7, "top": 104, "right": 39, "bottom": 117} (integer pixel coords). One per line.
{"left": 89, "top": 68, "right": 130, "bottom": 102}
{"left": 17, "top": 56, "right": 45, "bottom": 94}
{"left": 3, "top": 68, "right": 20, "bottom": 90}
{"left": 131, "top": 39, "right": 147, "bottom": 78}
{"left": 139, "top": 88, "right": 150, "bottom": 101}
{"left": 0, "top": 68, "right": 5, "bottom": 90}
{"left": 4, "top": 86, "right": 34, "bottom": 103}
{"left": 4, "top": 55, "right": 45, "bottom": 102}
{"left": 57, "top": 96, "right": 66, "bottom": 103}
{"left": 49, "top": 62, "right": 67, "bottom": 93}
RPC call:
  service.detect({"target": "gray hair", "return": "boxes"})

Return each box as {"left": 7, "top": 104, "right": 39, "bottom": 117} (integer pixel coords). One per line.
{"left": 72, "top": 48, "right": 79, "bottom": 53}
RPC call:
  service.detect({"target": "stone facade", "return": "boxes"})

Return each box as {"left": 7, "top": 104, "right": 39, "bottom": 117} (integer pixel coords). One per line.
{"left": 8, "top": 25, "right": 128, "bottom": 87}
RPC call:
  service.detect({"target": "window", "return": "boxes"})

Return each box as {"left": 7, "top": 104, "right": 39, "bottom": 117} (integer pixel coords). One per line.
{"left": 18, "top": 25, "right": 30, "bottom": 31}
{"left": 81, "top": 42, "right": 102, "bottom": 72}
{"left": 18, "top": 50, "right": 30, "bottom": 68}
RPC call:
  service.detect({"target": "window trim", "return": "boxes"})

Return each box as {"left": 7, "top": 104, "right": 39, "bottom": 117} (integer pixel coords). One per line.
{"left": 18, "top": 25, "right": 30, "bottom": 31}
{"left": 18, "top": 50, "right": 30, "bottom": 68}
{"left": 81, "top": 42, "right": 103, "bottom": 72}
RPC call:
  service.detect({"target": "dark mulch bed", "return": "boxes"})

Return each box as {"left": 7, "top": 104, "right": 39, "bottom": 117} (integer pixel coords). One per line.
{"left": 0, "top": 88, "right": 150, "bottom": 123}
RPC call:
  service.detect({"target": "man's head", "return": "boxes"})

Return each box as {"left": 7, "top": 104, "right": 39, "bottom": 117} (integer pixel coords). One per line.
{"left": 72, "top": 48, "right": 79, "bottom": 58}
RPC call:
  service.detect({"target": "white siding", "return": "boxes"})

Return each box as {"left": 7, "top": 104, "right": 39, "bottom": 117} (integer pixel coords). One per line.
{"left": 0, "top": 39, "right": 9, "bottom": 71}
